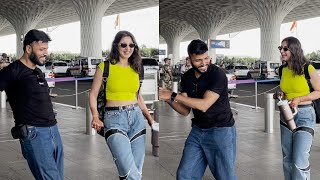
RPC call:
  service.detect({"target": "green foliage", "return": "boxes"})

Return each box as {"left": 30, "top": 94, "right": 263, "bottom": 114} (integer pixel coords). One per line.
{"left": 306, "top": 50, "right": 320, "bottom": 60}
{"left": 140, "top": 44, "right": 159, "bottom": 57}
{"left": 47, "top": 52, "right": 79, "bottom": 61}
{"left": 220, "top": 56, "right": 258, "bottom": 66}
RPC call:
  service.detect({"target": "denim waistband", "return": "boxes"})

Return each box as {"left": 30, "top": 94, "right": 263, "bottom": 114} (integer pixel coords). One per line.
{"left": 297, "top": 104, "right": 313, "bottom": 108}
{"left": 105, "top": 103, "right": 138, "bottom": 111}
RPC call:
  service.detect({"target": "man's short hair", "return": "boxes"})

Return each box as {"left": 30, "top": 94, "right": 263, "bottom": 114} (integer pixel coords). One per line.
{"left": 187, "top": 39, "right": 208, "bottom": 56}
{"left": 164, "top": 57, "right": 171, "bottom": 62}
{"left": 23, "top": 29, "right": 51, "bottom": 52}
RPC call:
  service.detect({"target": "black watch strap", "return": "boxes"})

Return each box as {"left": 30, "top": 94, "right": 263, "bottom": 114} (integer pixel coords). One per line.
{"left": 170, "top": 92, "right": 177, "bottom": 103}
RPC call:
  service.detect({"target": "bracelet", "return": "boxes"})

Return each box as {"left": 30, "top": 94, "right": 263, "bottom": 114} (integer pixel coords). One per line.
{"left": 170, "top": 92, "right": 177, "bottom": 103}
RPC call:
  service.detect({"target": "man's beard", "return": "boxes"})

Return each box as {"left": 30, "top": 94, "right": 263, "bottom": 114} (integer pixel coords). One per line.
{"left": 29, "top": 52, "right": 44, "bottom": 66}
{"left": 191, "top": 63, "right": 206, "bottom": 74}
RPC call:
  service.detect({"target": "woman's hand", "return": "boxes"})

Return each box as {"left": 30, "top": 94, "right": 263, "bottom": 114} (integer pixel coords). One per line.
{"left": 290, "top": 97, "right": 301, "bottom": 108}
{"left": 92, "top": 117, "right": 104, "bottom": 132}
{"left": 273, "top": 91, "right": 285, "bottom": 100}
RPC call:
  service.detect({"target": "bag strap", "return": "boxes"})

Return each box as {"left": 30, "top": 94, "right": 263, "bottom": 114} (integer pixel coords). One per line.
{"left": 102, "top": 60, "right": 110, "bottom": 89}
{"left": 279, "top": 65, "right": 284, "bottom": 79}
{"left": 303, "top": 63, "right": 314, "bottom": 92}
{"left": 137, "top": 64, "right": 144, "bottom": 98}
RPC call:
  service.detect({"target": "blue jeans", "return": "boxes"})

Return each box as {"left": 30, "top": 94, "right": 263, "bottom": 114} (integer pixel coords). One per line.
{"left": 280, "top": 106, "right": 315, "bottom": 180}
{"left": 177, "top": 125, "right": 237, "bottom": 180}
{"left": 20, "top": 124, "right": 64, "bottom": 180}
{"left": 104, "top": 106, "right": 146, "bottom": 180}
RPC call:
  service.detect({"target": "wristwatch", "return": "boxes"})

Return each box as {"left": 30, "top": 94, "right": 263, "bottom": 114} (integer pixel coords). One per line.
{"left": 170, "top": 92, "right": 177, "bottom": 103}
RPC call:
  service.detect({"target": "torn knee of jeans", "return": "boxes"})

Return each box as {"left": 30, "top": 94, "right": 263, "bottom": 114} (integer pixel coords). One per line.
{"left": 119, "top": 170, "right": 130, "bottom": 180}
{"left": 295, "top": 164, "right": 310, "bottom": 172}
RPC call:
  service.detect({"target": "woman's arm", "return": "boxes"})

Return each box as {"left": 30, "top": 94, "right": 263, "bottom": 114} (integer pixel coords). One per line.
{"left": 137, "top": 92, "right": 155, "bottom": 126}
{"left": 89, "top": 68, "right": 104, "bottom": 131}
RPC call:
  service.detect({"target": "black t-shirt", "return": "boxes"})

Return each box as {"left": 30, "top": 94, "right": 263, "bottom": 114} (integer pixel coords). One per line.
{"left": 0, "top": 60, "right": 56, "bottom": 127}
{"left": 181, "top": 64, "right": 234, "bottom": 128}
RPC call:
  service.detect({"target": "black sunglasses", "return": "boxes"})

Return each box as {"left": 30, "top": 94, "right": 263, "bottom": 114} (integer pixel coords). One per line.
{"left": 33, "top": 68, "right": 45, "bottom": 86}
{"left": 119, "top": 43, "right": 135, "bottom": 48}
{"left": 278, "top": 46, "right": 290, "bottom": 52}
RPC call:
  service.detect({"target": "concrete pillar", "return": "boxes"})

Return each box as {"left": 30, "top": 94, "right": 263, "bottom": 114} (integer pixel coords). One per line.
{"left": 0, "top": 16, "right": 9, "bottom": 32}
{"left": 166, "top": 38, "right": 181, "bottom": 64}
{"left": 71, "top": 0, "right": 116, "bottom": 57}
{"left": 160, "top": 19, "right": 194, "bottom": 65}
{"left": 244, "top": 0, "right": 306, "bottom": 62}
{"left": 179, "top": 7, "right": 239, "bottom": 64}
{"left": 0, "top": 0, "right": 62, "bottom": 57}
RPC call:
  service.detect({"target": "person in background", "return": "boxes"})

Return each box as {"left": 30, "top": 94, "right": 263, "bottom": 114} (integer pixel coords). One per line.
{"left": 89, "top": 30, "right": 156, "bottom": 180}
{"left": 163, "top": 57, "right": 173, "bottom": 90}
{"left": 0, "top": 29, "right": 64, "bottom": 180}
{"left": 159, "top": 39, "right": 237, "bottom": 180}
{"left": 180, "top": 57, "right": 192, "bottom": 76}
{"left": 276, "top": 36, "right": 320, "bottom": 180}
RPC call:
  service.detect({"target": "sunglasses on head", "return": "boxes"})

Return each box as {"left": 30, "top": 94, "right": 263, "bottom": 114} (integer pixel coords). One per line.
{"left": 119, "top": 43, "right": 135, "bottom": 48}
{"left": 278, "top": 46, "right": 290, "bottom": 52}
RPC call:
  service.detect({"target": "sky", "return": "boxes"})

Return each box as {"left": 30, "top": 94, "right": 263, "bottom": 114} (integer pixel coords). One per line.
{"left": 0, "top": 6, "right": 159, "bottom": 55}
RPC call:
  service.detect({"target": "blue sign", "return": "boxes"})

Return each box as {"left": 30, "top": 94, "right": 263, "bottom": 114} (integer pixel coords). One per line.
{"left": 210, "top": 40, "right": 230, "bottom": 48}
{"left": 159, "top": 49, "right": 166, "bottom": 55}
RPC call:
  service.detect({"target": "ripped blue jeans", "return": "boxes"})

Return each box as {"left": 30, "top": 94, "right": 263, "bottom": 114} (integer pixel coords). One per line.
{"left": 280, "top": 105, "right": 315, "bottom": 180}
{"left": 103, "top": 105, "right": 146, "bottom": 180}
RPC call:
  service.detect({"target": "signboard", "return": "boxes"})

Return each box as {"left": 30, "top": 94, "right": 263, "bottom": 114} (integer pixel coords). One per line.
{"left": 159, "top": 49, "right": 166, "bottom": 55}
{"left": 210, "top": 40, "right": 230, "bottom": 48}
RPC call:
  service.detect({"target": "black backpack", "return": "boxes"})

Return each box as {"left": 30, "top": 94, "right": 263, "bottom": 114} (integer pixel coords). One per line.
{"left": 96, "top": 60, "right": 144, "bottom": 136}
{"left": 279, "top": 64, "right": 320, "bottom": 124}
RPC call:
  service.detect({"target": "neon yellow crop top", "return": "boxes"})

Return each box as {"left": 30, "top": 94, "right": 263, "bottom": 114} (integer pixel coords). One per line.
{"left": 98, "top": 62, "right": 139, "bottom": 100}
{"left": 280, "top": 64, "right": 315, "bottom": 100}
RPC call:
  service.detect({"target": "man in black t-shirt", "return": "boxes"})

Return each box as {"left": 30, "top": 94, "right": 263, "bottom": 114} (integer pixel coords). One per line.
{"left": 0, "top": 29, "right": 64, "bottom": 180}
{"left": 159, "top": 39, "right": 237, "bottom": 180}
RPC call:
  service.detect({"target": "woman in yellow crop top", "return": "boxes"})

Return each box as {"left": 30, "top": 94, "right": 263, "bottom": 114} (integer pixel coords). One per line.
{"left": 276, "top": 37, "right": 320, "bottom": 179}
{"left": 89, "top": 31, "right": 156, "bottom": 180}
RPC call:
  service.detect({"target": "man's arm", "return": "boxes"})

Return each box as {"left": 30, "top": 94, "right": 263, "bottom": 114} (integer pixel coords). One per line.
{"left": 159, "top": 88, "right": 219, "bottom": 114}
{"left": 0, "top": 66, "right": 13, "bottom": 91}
{"left": 175, "top": 90, "right": 219, "bottom": 112}
{"left": 167, "top": 92, "right": 191, "bottom": 116}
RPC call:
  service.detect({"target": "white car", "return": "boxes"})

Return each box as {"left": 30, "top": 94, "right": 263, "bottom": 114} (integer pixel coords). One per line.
{"left": 45, "top": 61, "right": 69, "bottom": 76}
{"left": 226, "top": 64, "right": 249, "bottom": 79}
{"left": 37, "top": 65, "right": 55, "bottom": 92}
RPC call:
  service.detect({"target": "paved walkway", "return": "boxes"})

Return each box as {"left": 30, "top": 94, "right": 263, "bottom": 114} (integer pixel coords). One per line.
{"left": 0, "top": 101, "right": 319, "bottom": 180}
{"left": 159, "top": 101, "right": 320, "bottom": 180}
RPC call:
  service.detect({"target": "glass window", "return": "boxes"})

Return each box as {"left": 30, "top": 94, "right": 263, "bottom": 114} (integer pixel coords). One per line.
{"left": 53, "top": 62, "right": 67, "bottom": 66}
{"left": 270, "top": 63, "right": 280, "bottom": 69}
{"left": 91, "top": 59, "right": 102, "bottom": 65}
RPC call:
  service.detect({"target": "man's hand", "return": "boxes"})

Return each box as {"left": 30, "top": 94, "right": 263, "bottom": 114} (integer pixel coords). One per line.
{"left": 159, "top": 87, "right": 172, "bottom": 102}
{"left": 92, "top": 117, "right": 104, "bottom": 132}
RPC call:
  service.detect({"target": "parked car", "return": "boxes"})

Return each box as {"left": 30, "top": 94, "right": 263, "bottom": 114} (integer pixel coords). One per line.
{"left": 222, "top": 68, "right": 236, "bottom": 91}
{"left": 142, "top": 57, "right": 159, "bottom": 74}
{"left": 225, "top": 64, "right": 249, "bottom": 79}
{"left": 45, "top": 61, "right": 69, "bottom": 76}
{"left": 37, "top": 65, "right": 55, "bottom": 93}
